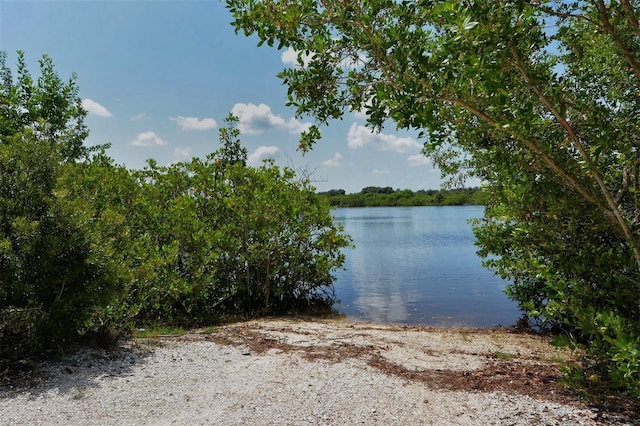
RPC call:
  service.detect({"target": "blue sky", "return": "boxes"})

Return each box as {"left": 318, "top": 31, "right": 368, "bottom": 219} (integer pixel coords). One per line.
{"left": 0, "top": 0, "right": 444, "bottom": 193}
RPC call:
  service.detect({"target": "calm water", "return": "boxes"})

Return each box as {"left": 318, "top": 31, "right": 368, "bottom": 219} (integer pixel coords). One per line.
{"left": 332, "top": 206, "right": 521, "bottom": 327}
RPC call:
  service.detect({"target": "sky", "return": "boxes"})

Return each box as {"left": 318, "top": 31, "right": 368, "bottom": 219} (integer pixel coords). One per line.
{"left": 0, "top": 0, "right": 446, "bottom": 193}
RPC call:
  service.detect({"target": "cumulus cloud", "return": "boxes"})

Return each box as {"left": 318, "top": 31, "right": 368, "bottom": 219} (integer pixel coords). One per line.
{"left": 232, "top": 103, "right": 283, "bottom": 135}
{"left": 132, "top": 131, "right": 168, "bottom": 147}
{"left": 347, "top": 123, "right": 421, "bottom": 153}
{"left": 174, "top": 146, "right": 192, "bottom": 162}
{"left": 248, "top": 145, "right": 279, "bottom": 165}
{"left": 282, "top": 46, "right": 364, "bottom": 70}
{"left": 281, "top": 47, "right": 315, "bottom": 67}
{"left": 82, "top": 99, "right": 112, "bottom": 117}
{"left": 322, "top": 152, "right": 343, "bottom": 167}
{"left": 407, "top": 154, "right": 431, "bottom": 166}
{"left": 285, "top": 116, "right": 313, "bottom": 134}
{"left": 170, "top": 115, "right": 217, "bottom": 131}
{"left": 231, "top": 103, "right": 311, "bottom": 135}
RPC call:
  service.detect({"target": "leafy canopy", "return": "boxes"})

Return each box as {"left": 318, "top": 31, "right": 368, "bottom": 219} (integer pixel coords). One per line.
{"left": 228, "top": 0, "right": 640, "bottom": 396}
{"left": 227, "top": 1, "right": 640, "bottom": 264}
{"left": 0, "top": 51, "right": 89, "bottom": 162}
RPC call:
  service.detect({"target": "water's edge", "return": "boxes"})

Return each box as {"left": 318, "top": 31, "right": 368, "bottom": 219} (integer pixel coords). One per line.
{"left": 331, "top": 206, "right": 521, "bottom": 327}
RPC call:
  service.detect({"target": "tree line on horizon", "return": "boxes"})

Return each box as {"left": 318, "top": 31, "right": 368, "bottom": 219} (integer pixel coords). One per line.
{"left": 317, "top": 186, "right": 489, "bottom": 207}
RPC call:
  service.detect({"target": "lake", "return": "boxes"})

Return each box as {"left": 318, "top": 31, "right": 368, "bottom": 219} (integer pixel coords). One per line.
{"left": 331, "top": 206, "right": 522, "bottom": 327}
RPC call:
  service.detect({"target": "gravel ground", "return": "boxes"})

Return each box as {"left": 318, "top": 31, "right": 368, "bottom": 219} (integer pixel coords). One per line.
{"left": 1, "top": 319, "right": 637, "bottom": 425}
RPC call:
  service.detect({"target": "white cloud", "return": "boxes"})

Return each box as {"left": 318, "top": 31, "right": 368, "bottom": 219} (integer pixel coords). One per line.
{"left": 248, "top": 145, "right": 279, "bottom": 165}
{"left": 170, "top": 115, "right": 217, "bottom": 131}
{"left": 323, "top": 152, "right": 343, "bottom": 167}
{"left": 347, "top": 123, "right": 421, "bottom": 153}
{"left": 407, "top": 154, "right": 431, "bottom": 166}
{"left": 130, "top": 112, "right": 147, "bottom": 121}
{"left": 82, "top": 98, "right": 112, "bottom": 117}
{"left": 285, "top": 116, "right": 312, "bottom": 134}
{"left": 231, "top": 103, "right": 311, "bottom": 135}
{"left": 282, "top": 46, "right": 364, "bottom": 70}
{"left": 372, "top": 169, "right": 390, "bottom": 175}
{"left": 132, "top": 131, "right": 168, "bottom": 147}
{"left": 174, "top": 146, "right": 192, "bottom": 162}
{"left": 232, "top": 103, "right": 284, "bottom": 135}
{"left": 281, "top": 47, "right": 315, "bottom": 67}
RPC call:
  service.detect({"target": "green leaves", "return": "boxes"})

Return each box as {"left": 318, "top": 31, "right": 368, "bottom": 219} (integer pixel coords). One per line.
{"left": 122, "top": 119, "right": 350, "bottom": 324}
{"left": 0, "top": 51, "right": 89, "bottom": 162}
{"left": 229, "top": 0, "right": 640, "bottom": 396}
{"left": 0, "top": 130, "right": 132, "bottom": 362}
{"left": 0, "top": 55, "right": 351, "bottom": 371}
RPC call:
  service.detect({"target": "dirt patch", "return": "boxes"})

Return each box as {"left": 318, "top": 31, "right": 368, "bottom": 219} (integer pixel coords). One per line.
{"left": 201, "top": 320, "right": 574, "bottom": 401}
{"left": 191, "top": 318, "right": 639, "bottom": 423}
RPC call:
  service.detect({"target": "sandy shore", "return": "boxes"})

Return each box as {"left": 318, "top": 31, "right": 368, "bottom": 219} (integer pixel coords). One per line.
{"left": 1, "top": 319, "right": 636, "bottom": 425}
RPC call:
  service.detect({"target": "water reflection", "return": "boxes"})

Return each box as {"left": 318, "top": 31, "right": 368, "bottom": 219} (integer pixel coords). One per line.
{"left": 333, "top": 206, "right": 521, "bottom": 327}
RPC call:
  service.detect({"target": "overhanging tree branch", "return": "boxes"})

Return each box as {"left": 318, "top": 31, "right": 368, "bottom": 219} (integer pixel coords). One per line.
{"left": 439, "top": 94, "right": 603, "bottom": 207}
{"left": 507, "top": 42, "right": 640, "bottom": 269}
{"left": 595, "top": 0, "right": 640, "bottom": 83}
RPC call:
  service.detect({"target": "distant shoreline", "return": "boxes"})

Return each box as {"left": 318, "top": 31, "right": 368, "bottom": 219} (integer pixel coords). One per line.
{"left": 318, "top": 186, "right": 488, "bottom": 207}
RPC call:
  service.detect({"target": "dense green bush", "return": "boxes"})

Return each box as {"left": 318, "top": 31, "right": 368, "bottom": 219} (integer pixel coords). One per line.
{"left": 0, "top": 132, "right": 130, "bottom": 361}
{"left": 127, "top": 117, "right": 351, "bottom": 326}
{"left": 475, "top": 174, "right": 640, "bottom": 396}
{"left": 0, "top": 53, "right": 351, "bottom": 366}
{"left": 1, "top": 51, "right": 126, "bottom": 361}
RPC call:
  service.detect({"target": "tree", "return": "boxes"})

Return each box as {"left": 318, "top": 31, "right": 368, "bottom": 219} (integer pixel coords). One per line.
{"left": 361, "top": 186, "right": 394, "bottom": 194}
{"left": 228, "top": 1, "right": 640, "bottom": 395}
{"left": 0, "top": 53, "right": 351, "bottom": 369}
{"left": 216, "top": 113, "right": 248, "bottom": 167}
{"left": 127, "top": 117, "right": 351, "bottom": 324}
{"left": 0, "top": 54, "right": 125, "bottom": 363}
{"left": 0, "top": 131, "right": 131, "bottom": 360}
{"left": 0, "top": 51, "right": 89, "bottom": 162}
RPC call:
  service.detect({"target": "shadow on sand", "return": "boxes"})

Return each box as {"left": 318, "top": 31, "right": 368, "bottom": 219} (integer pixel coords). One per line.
{"left": 0, "top": 340, "right": 156, "bottom": 399}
